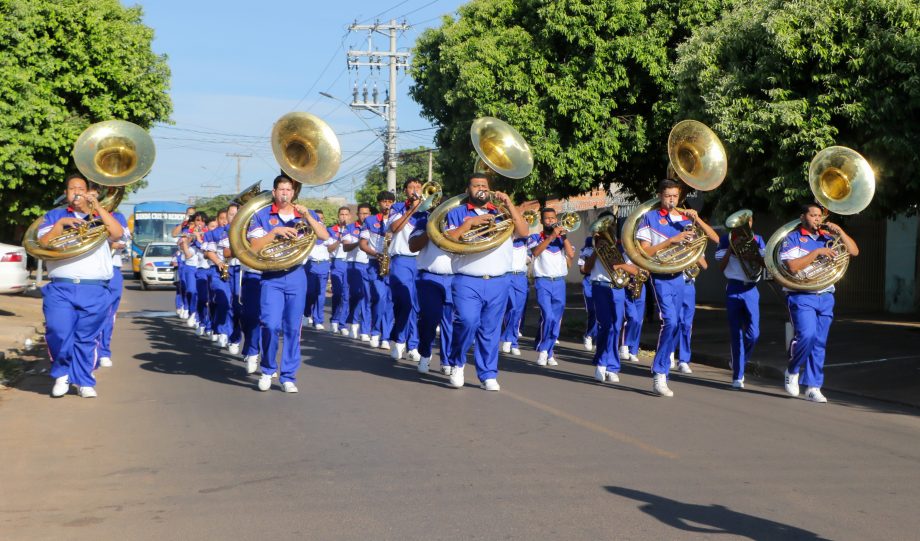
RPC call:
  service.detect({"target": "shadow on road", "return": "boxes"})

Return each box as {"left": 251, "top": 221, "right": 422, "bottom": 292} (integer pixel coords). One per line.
{"left": 605, "top": 486, "right": 832, "bottom": 540}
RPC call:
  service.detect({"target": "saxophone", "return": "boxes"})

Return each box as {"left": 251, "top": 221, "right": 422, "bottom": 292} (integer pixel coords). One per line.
{"left": 378, "top": 233, "right": 392, "bottom": 277}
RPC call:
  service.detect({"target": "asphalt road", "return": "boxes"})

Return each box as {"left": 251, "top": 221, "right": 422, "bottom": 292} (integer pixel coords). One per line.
{"left": 2, "top": 279, "right": 919, "bottom": 540}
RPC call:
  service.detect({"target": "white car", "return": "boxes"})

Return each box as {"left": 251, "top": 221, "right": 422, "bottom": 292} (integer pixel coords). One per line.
{"left": 140, "top": 242, "right": 177, "bottom": 290}
{"left": 0, "top": 242, "right": 29, "bottom": 294}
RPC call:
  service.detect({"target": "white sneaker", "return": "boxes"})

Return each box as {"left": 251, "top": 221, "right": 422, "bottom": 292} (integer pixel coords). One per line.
{"left": 605, "top": 371, "right": 620, "bottom": 383}
{"left": 547, "top": 357, "right": 558, "bottom": 366}
{"left": 282, "top": 381, "right": 299, "bottom": 393}
{"left": 784, "top": 370, "right": 800, "bottom": 397}
{"left": 350, "top": 324, "right": 359, "bottom": 338}
{"left": 314, "top": 324, "right": 324, "bottom": 331}
{"left": 440, "top": 365, "right": 451, "bottom": 375}
{"left": 51, "top": 375, "right": 70, "bottom": 397}
{"left": 258, "top": 373, "right": 272, "bottom": 391}
{"left": 340, "top": 328, "right": 350, "bottom": 337}
{"left": 732, "top": 378, "right": 745, "bottom": 389}
{"left": 245, "top": 355, "right": 259, "bottom": 374}
{"left": 669, "top": 352, "right": 676, "bottom": 370}
{"left": 407, "top": 349, "right": 421, "bottom": 363}
{"left": 805, "top": 387, "right": 827, "bottom": 403}
{"left": 449, "top": 366, "right": 465, "bottom": 388}
{"left": 331, "top": 323, "right": 339, "bottom": 333}
{"left": 218, "top": 334, "right": 229, "bottom": 348}
{"left": 594, "top": 365, "right": 607, "bottom": 382}
{"left": 228, "top": 343, "right": 241, "bottom": 355}
{"left": 583, "top": 336, "right": 594, "bottom": 351}
{"left": 186, "top": 315, "right": 197, "bottom": 328}
{"left": 628, "top": 354, "right": 639, "bottom": 363}
{"left": 510, "top": 348, "right": 521, "bottom": 356}
{"left": 381, "top": 340, "right": 390, "bottom": 350}
{"left": 418, "top": 357, "right": 430, "bottom": 373}
{"left": 436, "top": 325, "right": 441, "bottom": 335}
{"left": 653, "top": 374, "right": 674, "bottom": 397}
{"left": 195, "top": 325, "right": 205, "bottom": 336}
{"left": 481, "top": 378, "right": 501, "bottom": 391}
{"left": 500, "top": 341, "right": 511, "bottom": 353}
{"left": 369, "top": 336, "right": 380, "bottom": 348}
{"left": 391, "top": 342, "right": 406, "bottom": 361}
{"left": 176, "top": 308, "right": 183, "bottom": 317}
{"left": 536, "top": 351, "right": 548, "bottom": 367}
{"left": 99, "top": 357, "right": 112, "bottom": 368}
{"left": 518, "top": 331, "right": 523, "bottom": 338}
{"left": 77, "top": 386, "right": 97, "bottom": 398}
{"left": 360, "top": 333, "right": 370, "bottom": 342}
{"left": 619, "top": 345, "right": 630, "bottom": 361}
{"left": 304, "top": 316, "right": 314, "bottom": 327}
{"left": 677, "top": 362, "right": 692, "bottom": 374}
{"left": 210, "top": 332, "right": 218, "bottom": 342}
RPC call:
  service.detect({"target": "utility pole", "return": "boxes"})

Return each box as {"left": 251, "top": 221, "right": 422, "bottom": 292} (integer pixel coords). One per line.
{"left": 428, "top": 150, "right": 433, "bottom": 183}
{"left": 226, "top": 153, "right": 251, "bottom": 194}
{"left": 347, "top": 19, "right": 410, "bottom": 192}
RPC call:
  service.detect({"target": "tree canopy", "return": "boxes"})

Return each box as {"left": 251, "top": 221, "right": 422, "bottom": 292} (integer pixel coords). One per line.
{"left": 355, "top": 146, "right": 442, "bottom": 206}
{"left": 410, "top": 0, "right": 727, "bottom": 200}
{"left": 0, "top": 0, "right": 172, "bottom": 242}
{"left": 674, "top": 0, "right": 920, "bottom": 217}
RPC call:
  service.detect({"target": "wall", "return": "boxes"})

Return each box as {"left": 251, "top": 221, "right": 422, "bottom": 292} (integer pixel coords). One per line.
{"left": 885, "top": 214, "right": 919, "bottom": 313}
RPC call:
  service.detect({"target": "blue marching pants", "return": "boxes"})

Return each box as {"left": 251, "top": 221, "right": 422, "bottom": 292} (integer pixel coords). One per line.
{"left": 388, "top": 255, "right": 419, "bottom": 348}
{"left": 181, "top": 264, "right": 198, "bottom": 319}
{"left": 366, "top": 262, "right": 392, "bottom": 340}
{"left": 208, "top": 267, "right": 232, "bottom": 337}
{"left": 228, "top": 265, "right": 242, "bottom": 345}
{"left": 726, "top": 280, "right": 760, "bottom": 381}
{"left": 416, "top": 271, "right": 453, "bottom": 362}
{"left": 306, "top": 260, "right": 331, "bottom": 324}
{"left": 97, "top": 265, "right": 123, "bottom": 359}
{"left": 449, "top": 274, "right": 511, "bottom": 382}
{"left": 500, "top": 272, "right": 528, "bottom": 347}
{"left": 241, "top": 271, "right": 262, "bottom": 357}
{"left": 534, "top": 277, "right": 566, "bottom": 357}
{"left": 621, "top": 284, "right": 646, "bottom": 356}
{"left": 346, "top": 262, "right": 370, "bottom": 335}
{"left": 677, "top": 280, "right": 696, "bottom": 363}
{"left": 787, "top": 292, "right": 834, "bottom": 388}
{"left": 329, "top": 259, "right": 349, "bottom": 326}
{"left": 259, "top": 267, "right": 306, "bottom": 384}
{"left": 582, "top": 275, "right": 597, "bottom": 341}
{"left": 650, "top": 273, "right": 687, "bottom": 375}
{"left": 175, "top": 263, "right": 185, "bottom": 310}
{"left": 592, "top": 282, "right": 626, "bottom": 372}
{"left": 195, "top": 267, "right": 211, "bottom": 330}
{"left": 44, "top": 282, "right": 111, "bottom": 387}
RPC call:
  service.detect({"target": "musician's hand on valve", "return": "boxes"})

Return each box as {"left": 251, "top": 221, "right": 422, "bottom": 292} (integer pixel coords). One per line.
{"left": 58, "top": 217, "right": 85, "bottom": 229}
{"left": 814, "top": 247, "right": 836, "bottom": 259}
{"left": 670, "top": 230, "right": 694, "bottom": 245}
{"left": 492, "top": 191, "right": 512, "bottom": 206}
{"left": 552, "top": 226, "right": 566, "bottom": 238}
{"left": 272, "top": 226, "right": 300, "bottom": 240}
{"left": 466, "top": 214, "right": 494, "bottom": 228}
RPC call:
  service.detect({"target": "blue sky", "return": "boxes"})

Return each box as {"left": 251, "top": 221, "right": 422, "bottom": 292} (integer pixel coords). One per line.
{"left": 128, "top": 0, "right": 466, "bottom": 206}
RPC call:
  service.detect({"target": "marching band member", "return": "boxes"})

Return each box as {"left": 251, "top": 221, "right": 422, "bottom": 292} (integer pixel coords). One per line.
{"left": 247, "top": 174, "right": 329, "bottom": 393}
{"left": 444, "top": 173, "right": 529, "bottom": 391}
{"left": 636, "top": 179, "right": 718, "bottom": 397}
{"left": 220, "top": 202, "right": 243, "bottom": 355}
{"left": 500, "top": 220, "right": 530, "bottom": 357}
{"left": 171, "top": 206, "right": 196, "bottom": 237}
{"left": 359, "top": 191, "right": 395, "bottom": 350}
{"left": 618, "top": 248, "right": 645, "bottom": 364}
{"left": 529, "top": 208, "right": 575, "bottom": 367}
{"left": 673, "top": 256, "right": 708, "bottom": 374}
{"left": 408, "top": 210, "right": 453, "bottom": 375}
{"left": 239, "top": 240, "right": 264, "bottom": 375}
{"left": 715, "top": 214, "right": 765, "bottom": 389}
{"left": 94, "top": 186, "right": 130, "bottom": 369}
{"left": 204, "top": 210, "right": 232, "bottom": 348}
{"left": 779, "top": 203, "right": 858, "bottom": 403}
{"left": 578, "top": 236, "right": 597, "bottom": 351}
{"left": 178, "top": 212, "right": 207, "bottom": 331}
{"left": 327, "top": 206, "right": 352, "bottom": 336}
{"left": 194, "top": 215, "right": 214, "bottom": 339}
{"left": 385, "top": 178, "right": 424, "bottom": 362}
{"left": 344, "top": 203, "right": 372, "bottom": 342}
{"left": 304, "top": 209, "right": 333, "bottom": 330}
{"left": 581, "top": 211, "right": 639, "bottom": 383}
{"left": 40, "top": 173, "right": 123, "bottom": 398}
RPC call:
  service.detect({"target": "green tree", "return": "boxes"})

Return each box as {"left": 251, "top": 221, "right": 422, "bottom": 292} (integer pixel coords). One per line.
{"left": 0, "top": 0, "right": 172, "bottom": 242}
{"left": 674, "top": 0, "right": 920, "bottom": 216}
{"left": 410, "top": 0, "right": 727, "bottom": 199}
{"left": 355, "top": 146, "right": 442, "bottom": 206}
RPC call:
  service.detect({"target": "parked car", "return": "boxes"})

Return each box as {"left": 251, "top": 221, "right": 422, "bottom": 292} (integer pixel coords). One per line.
{"left": 140, "top": 242, "right": 177, "bottom": 290}
{"left": 0, "top": 242, "right": 29, "bottom": 294}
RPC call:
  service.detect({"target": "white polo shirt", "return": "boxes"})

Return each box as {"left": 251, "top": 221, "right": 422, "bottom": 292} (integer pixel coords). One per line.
{"left": 528, "top": 233, "right": 568, "bottom": 278}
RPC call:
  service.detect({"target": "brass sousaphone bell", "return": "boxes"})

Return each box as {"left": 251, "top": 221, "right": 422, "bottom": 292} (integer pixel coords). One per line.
{"left": 24, "top": 120, "right": 155, "bottom": 260}
{"left": 621, "top": 120, "right": 727, "bottom": 274}
{"left": 229, "top": 112, "right": 341, "bottom": 272}
{"left": 763, "top": 146, "right": 875, "bottom": 291}
{"left": 427, "top": 117, "right": 533, "bottom": 254}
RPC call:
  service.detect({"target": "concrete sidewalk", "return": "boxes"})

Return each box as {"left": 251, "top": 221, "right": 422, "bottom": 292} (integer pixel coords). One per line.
{"left": 546, "top": 289, "right": 920, "bottom": 408}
